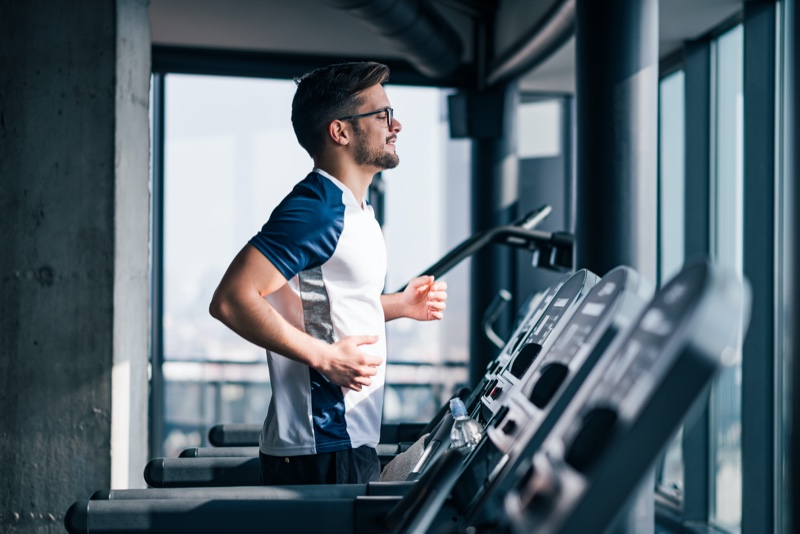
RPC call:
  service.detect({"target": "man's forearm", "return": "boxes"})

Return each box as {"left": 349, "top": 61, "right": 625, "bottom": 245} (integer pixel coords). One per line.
{"left": 211, "top": 290, "right": 382, "bottom": 391}
{"left": 381, "top": 292, "right": 407, "bottom": 322}
{"left": 210, "top": 291, "right": 327, "bottom": 369}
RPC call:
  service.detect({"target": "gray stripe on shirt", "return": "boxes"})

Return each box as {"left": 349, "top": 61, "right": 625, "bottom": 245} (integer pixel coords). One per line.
{"left": 298, "top": 266, "right": 335, "bottom": 344}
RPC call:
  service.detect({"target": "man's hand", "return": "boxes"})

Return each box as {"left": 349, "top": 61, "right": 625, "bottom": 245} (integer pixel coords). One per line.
{"left": 211, "top": 246, "right": 385, "bottom": 392}
{"left": 317, "top": 335, "right": 383, "bottom": 391}
{"left": 401, "top": 275, "right": 448, "bottom": 321}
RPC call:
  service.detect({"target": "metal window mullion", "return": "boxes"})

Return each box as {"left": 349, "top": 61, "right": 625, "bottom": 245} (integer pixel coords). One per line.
{"left": 709, "top": 39, "right": 719, "bottom": 264}
{"left": 773, "top": 4, "right": 787, "bottom": 533}
{"left": 707, "top": 35, "right": 720, "bottom": 525}
{"left": 148, "top": 72, "right": 166, "bottom": 460}
{"left": 787, "top": 0, "right": 800, "bottom": 531}
{"left": 681, "top": 38, "right": 713, "bottom": 523}
{"left": 742, "top": 3, "right": 778, "bottom": 533}
{"left": 656, "top": 78, "right": 663, "bottom": 289}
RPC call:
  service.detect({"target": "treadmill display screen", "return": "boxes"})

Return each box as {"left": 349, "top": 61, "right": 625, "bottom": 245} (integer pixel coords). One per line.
{"left": 587, "top": 263, "right": 708, "bottom": 405}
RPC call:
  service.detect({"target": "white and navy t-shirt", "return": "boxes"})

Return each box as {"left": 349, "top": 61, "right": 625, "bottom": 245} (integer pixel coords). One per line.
{"left": 249, "top": 169, "right": 387, "bottom": 456}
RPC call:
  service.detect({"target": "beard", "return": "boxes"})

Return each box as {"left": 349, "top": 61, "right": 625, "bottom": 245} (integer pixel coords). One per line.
{"left": 352, "top": 123, "right": 399, "bottom": 170}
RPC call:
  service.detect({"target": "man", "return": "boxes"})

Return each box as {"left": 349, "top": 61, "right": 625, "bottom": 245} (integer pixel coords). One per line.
{"left": 209, "top": 62, "right": 447, "bottom": 485}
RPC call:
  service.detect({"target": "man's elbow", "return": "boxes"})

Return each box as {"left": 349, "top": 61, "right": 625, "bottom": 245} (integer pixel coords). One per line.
{"left": 209, "top": 292, "right": 229, "bottom": 323}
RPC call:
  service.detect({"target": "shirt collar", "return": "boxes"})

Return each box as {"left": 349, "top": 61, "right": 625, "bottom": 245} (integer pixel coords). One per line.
{"left": 313, "top": 167, "right": 367, "bottom": 208}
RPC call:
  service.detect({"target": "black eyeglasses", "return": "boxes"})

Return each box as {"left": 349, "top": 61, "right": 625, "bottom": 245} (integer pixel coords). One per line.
{"left": 337, "top": 107, "right": 393, "bottom": 128}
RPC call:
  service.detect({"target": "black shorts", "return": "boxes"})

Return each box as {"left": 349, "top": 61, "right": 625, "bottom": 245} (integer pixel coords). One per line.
{"left": 260, "top": 445, "right": 380, "bottom": 485}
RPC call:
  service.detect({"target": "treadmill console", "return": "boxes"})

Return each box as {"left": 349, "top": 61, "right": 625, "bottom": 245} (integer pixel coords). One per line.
{"left": 486, "top": 266, "right": 649, "bottom": 456}
{"left": 504, "top": 261, "right": 749, "bottom": 534}
{"left": 480, "top": 269, "right": 599, "bottom": 421}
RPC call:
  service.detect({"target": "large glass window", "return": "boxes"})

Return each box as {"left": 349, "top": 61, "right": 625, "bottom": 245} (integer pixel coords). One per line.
{"left": 161, "top": 75, "right": 305, "bottom": 457}
{"left": 380, "top": 87, "right": 472, "bottom": 423}
{"left": 514, "top": 96, "right": 573, "bottom": 298}
{"left": 517, "top": 99, "right": 562, "bottom": 160}
{"left": 157, "top": 74, "right": 470, "bottom": 456}
{"left": 659, "top": 71, "right": 686, "bottom": 284}
{"left": 711, "top": 25, "right": 744, "bottom": 531}
{"left": 657, "top": 69, "right": 686, "bottom": 500}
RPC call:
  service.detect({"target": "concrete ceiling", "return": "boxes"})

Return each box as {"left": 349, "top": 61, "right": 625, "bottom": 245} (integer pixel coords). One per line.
{"left": 149, "top": 0, "right": 742, "bottom": 92}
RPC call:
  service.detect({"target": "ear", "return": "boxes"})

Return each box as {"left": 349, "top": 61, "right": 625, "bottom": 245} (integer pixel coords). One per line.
{"left": 327, "top": 120, "right": 351, "bottom": 146}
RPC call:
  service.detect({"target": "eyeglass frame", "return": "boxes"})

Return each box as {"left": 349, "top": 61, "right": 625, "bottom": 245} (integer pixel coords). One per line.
{"left": 336, "top": 107, "right": 394, "bottom": 129}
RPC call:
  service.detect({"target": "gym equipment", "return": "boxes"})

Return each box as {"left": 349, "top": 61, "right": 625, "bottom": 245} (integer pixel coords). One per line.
{"left": 503, "top": 260, "right": 749, "bottom": 534}
{"left": 351, "top": 261, "right": 746, "bottom": 534}
{"left": 142, "top": 270, "right": 597, "bottom": 489}
{"left": 201, "top": 204, "right": 569, "bottom": 450}
{"left": 65, "top": 265, "right": 654, "bottom": 533}
{"left": 405, "top": 269, "right": 600, "bottom": 482}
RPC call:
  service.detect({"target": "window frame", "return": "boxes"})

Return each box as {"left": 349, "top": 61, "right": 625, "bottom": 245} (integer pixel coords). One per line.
{"left": 653, "top": 6, "right": 783, "bottom": 533}
{"left": 740, "top": 3, "right": 779, "bottom": 533}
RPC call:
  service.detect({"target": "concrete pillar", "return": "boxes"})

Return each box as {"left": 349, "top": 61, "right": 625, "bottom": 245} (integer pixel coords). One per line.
{"left": 574, "top": 1, "right": 658, "bottom": 532}
{"left": 0, "top": 1, "right": 151, "bottom": 531}
{"left": 574, "top": 0, "right": 659, "bottom": 283}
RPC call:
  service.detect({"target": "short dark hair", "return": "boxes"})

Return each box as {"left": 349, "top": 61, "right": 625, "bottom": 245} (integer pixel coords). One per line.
{"left": 291, "top": 62, "right": 390, "bottom": 158}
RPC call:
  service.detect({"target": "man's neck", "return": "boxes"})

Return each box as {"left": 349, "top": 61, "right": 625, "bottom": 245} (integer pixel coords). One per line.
{"left": 313, "top": 159, "right": 377, "bottom": 206}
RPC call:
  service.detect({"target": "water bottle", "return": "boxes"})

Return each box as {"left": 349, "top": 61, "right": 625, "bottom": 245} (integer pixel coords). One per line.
{"left": 449, "top": 398, "right": 482, "bottom": 453}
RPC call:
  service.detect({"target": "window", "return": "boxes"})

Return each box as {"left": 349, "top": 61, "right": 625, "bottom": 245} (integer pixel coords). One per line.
{"left": 155, "top": 74, "right": 470, "bottom": 456}
{"left": 659, "top": 71, "right": 686, "bottom": 284}
{"left": 380, "top": 87, "right": 472, "bottom": 422}
{"left": 161, "top": 74, "right": 304, "bottom": 457}
{"left": 514, "top": 96, "right": 574, "bottom": 300}
{"left": 657, "top": 69, "right": 686, "bottom": 500}
{"left": 710, "top": 24, "right": 744, "bottom": 531}
{"left": 517, "top": 99, "right": 562, "bottom": 159}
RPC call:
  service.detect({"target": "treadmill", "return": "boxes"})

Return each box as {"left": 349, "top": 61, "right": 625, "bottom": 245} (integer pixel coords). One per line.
{"left": 136, "top": 269, "right": 596, "bottom": 490}
{"left": 405, "top": 260, "right": 749, "bottom": 534}
{"left": 65, "top": 265, "right": 657, "bottom": 534}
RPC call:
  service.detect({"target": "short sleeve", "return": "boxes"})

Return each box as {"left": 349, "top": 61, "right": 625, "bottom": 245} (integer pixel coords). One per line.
{"left": 248, "top": 174, "right": 345, "bottom": 280}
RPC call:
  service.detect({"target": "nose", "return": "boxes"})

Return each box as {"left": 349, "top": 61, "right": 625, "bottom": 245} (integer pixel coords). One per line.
{"left": 391, "top": 116, "right": 402, "bottom": 133}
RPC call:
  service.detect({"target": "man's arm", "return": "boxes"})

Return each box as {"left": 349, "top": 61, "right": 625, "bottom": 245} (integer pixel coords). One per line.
{"left": 381, "top": 275, "right": 448, "bottom": 322}
{"left": 209, "top": 244, "right": 382, "bottom": 391}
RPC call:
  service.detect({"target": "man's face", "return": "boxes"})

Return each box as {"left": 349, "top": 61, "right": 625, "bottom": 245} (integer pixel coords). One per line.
{"left": 350, "top": 84, "right": 402, "bottom": 171}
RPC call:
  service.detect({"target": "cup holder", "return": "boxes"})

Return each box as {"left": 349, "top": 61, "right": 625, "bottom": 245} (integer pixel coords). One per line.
{"left": 528, "top": 362, "right": 569, "bottom": 409}
{"left": 511, "top": 330, "right": 529, "bottom": 354}
{"left": 508, "top": 343, "right": 543, "bottom": 379}
{"left": 564, "top": 407, "right": 618, "bottom": 473}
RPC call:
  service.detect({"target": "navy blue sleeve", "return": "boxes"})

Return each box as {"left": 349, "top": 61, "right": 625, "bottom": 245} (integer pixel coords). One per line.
{"left": 249, "top": 174, "right": 345, "bottom": 280}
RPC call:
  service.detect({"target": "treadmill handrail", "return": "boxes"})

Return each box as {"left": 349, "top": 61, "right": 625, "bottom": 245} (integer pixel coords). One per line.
{"left": 397, "top": 210, "right": 573, "bottom": 292}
